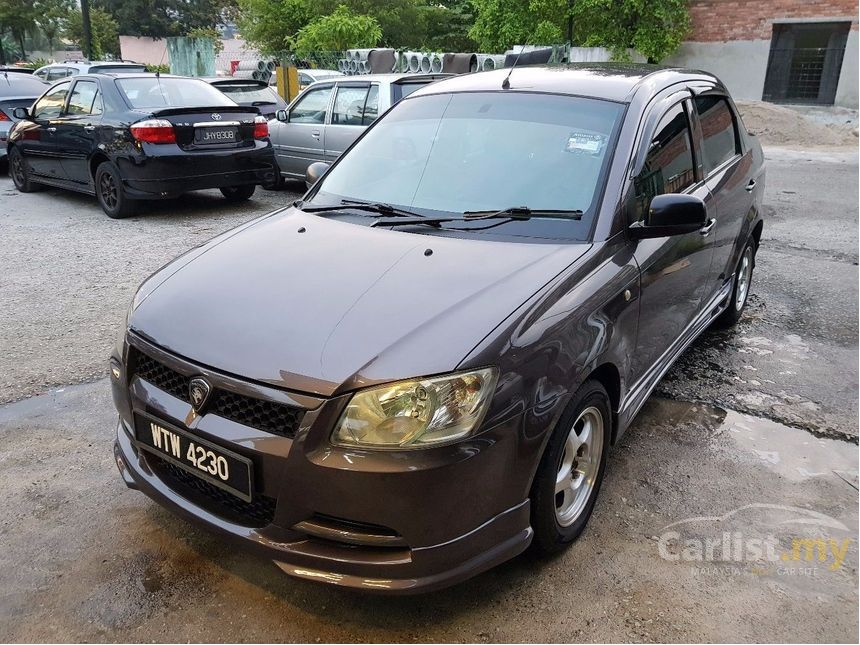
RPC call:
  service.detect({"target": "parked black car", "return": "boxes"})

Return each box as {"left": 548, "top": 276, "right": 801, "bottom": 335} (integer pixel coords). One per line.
{"left": 202, "top": 77, "right": 288, "bottom": 119}
{"left": 6, "top": 74, "right": 277, "bottom": 218}
{"left": 110, "top": 64, "right": 765, "bottom": 593}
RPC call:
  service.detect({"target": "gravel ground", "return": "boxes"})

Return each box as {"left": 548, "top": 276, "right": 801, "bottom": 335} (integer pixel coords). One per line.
{"left": 0, "top": 181, "right": 304, "bottom": 405}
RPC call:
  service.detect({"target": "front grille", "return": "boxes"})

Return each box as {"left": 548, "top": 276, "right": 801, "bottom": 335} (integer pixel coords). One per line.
{"left": 150, "top": 455, "right": 276, "bottom": 528}
{"left": 131, "top": 348, "right": 304, "bottom": 437}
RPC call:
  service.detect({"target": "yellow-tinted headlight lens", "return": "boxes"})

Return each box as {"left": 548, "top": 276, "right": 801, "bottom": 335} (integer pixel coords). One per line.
{"left": 332, "top": 368, "right": 498, "bottom": 449}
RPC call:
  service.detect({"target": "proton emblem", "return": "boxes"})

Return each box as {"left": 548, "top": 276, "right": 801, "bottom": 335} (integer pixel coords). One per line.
{"left": 188, "top": 377, "right": 212, "bottom": 413}
{"left": 211, "top": 113, "right": 222, "bottom": 121}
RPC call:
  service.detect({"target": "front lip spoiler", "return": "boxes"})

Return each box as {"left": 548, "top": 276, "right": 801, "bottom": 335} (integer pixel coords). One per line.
{"left": 274, "top": 526, "right": 532, "bottom": 595}
{"left": 114, "top": 418, "right": 533, "bottom": 594}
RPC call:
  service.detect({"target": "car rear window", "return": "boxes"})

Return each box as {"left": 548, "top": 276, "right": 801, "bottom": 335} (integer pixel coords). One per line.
{"left": 0, "top": 74, "right": 48, "bottom": 97}
{"left": 90, "top": 65, "right": 146, "bottom": 74}
{"left": 116, "top": 77, "right": 236, "bottom": 109}
{"left": 214, "top": 83, "right": 279, "bottom": 105}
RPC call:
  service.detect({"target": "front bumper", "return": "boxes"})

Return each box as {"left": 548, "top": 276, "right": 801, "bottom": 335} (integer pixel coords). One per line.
{"left": 111, "top": 334, "right": 533, "bottom": 594}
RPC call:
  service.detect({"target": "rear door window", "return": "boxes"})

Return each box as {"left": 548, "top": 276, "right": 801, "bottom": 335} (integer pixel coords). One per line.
{"left": 331, "top": 85, "right": 369, "bottom": 125}
{"left": 634, "top": 103, "right": 696, "bottom": 218}
{"left": 66, "top": 80, "right": 99, "bottom": 115}
{"left": 694, "top": 96, "right": 740, "bottom": 173}
{"left": 289, "top": 85, "right": 332, "bottom": 123}
{"left": 363, "top": 85, "right": 379, "bottom": 125}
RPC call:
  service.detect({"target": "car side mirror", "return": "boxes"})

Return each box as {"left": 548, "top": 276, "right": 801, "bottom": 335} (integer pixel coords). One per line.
{"left": 276, "top": 109, "right": 288, "bottom": 122}
{"left": 305, "top": 161, "right": 330, "bottom": 189}
{"left": 628, "top": 194, "right": 709, "bottom": 239}
{"left": 12, "top": 107, "right": 29, "bottom": 119}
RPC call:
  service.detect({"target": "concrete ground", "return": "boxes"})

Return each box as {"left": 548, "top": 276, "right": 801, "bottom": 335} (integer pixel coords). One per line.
{"left": 0, "top": 145, "right": 857, "bottom": 642}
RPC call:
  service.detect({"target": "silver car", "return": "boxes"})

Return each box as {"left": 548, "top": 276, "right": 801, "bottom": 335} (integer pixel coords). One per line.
{"left": 33, "top": 60, "right": 146, "bottom": 82}
{"left": 0, "top": 72, "right": 48, "bottom": 163}
{"left": 267, "top": 73, "right": 448, "bottom": 186}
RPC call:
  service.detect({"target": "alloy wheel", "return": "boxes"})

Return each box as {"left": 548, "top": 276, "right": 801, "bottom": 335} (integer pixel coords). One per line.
{"left": 99, "top": 172, "right": 118, "bottom": 210}
{"left": 555, "top": 405, "right": 604, "bottom": 527}
{"left": 735, "top": 247, "right": 753, "bottom": 311}
{"left": 10, "top": 152, "right": 25, "bottom": 187}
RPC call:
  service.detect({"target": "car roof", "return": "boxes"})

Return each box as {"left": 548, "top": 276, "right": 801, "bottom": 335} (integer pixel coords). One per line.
{"left": 409, "top": 63, "right": 723, "bottom": 103}
{"left": 36, "top": 61, "right": 146, "bottom": 73}
{"left": 307, "top": 72, "right": 450, "bottom": 86}
{"left": 0, "top": 72, "right": 49, "bottom": 96}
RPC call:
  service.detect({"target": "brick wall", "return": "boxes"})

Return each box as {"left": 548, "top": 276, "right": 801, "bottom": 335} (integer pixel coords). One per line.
{"left": 688, "top": 0, "right": 859, "bottom": 42}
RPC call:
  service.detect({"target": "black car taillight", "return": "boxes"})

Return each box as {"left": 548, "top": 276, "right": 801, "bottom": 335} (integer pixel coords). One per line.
{"left": 130, "top": 119, "right": 176, "bottom": 144}
{"left": 253, "top": 115, "right": 268, "bottom": 139}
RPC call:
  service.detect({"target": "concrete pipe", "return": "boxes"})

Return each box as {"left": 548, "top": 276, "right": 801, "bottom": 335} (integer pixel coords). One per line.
{"left": 236, "top": 60, "right": 258, "bottom": 72}
{"left": 420, "top": 54, "right": 431, "bottom": 73}
{"left": 265, "top": 60, "right": 277, "bottom": 73}
{"left": 430, "top": 54, "right": 443, "bottom": 73}
{"left": 408, "top": 52, "right": 421, "bottom": 73}
{"left": 231, "top": 69, "right": 256, "bottom": 79}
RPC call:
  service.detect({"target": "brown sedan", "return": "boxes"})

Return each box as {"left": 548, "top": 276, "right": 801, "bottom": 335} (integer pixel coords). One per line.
{"left": 110, "top": 64, "right": 765, "bottom": 593}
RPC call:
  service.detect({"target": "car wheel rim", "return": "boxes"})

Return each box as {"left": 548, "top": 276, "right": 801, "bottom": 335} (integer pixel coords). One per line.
{"left": 555, "top": 405, "right": 604, "bottom": 527}
{"left": 100, "top": 173, "right": 118, "bottom": 209}
{"left": 10, "top": 153, "right": 25, "bottom": 186}
{"left": 735, "top": 248, "right": 752, "bottom": 311}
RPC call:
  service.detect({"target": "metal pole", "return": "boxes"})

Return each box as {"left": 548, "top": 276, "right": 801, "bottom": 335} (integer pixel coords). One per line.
{"left": 80, "top": 0, "right": 93, "bottom": 60}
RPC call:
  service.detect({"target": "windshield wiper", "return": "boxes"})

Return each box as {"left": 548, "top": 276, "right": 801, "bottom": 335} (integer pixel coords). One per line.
{"left": 463, "top": 206, "right": 584, "bottom": 220}
{"left": 299, "top": 199, "right": 426, "bottom": 219}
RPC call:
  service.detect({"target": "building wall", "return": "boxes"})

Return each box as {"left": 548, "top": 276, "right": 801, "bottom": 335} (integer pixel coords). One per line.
{"left": 666, "top": 0, "right": 859, "bottom": 107}
{"left": 687, "top": 0, "right": 858, "bottom": 41}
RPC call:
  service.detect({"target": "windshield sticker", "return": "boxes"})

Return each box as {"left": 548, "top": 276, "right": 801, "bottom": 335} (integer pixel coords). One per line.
{"left": 565, "top": 132, "right": 606, "bottom": 155}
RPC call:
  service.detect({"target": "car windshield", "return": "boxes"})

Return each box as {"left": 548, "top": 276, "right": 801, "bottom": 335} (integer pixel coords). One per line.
{"left": 310, "top": 91, "right": 623, "bottom": 238}
{"left": 116, "top": 77, "right": 236, "bottom": 109}
{"left": 215, "top": 83, "right": 279, "bottom": 104}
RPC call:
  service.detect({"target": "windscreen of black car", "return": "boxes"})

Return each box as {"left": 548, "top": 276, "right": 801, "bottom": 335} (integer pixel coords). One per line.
{"left": 215, "top": 83, "right": 280, "bottom": 105}
{"left": 116, "top": 78, "right": 237, "bottom": 109}
{"left": 313, "top": 92, "right": 623, "bottom": 237}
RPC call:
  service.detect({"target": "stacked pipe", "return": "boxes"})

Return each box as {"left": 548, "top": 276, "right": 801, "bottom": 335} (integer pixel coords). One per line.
{"left": 232, "top": 58, "right": 279, "bottom": 82}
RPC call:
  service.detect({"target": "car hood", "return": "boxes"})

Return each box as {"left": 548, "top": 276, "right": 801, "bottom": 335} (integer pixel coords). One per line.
{"left": 131, "top": 209, "right": 589, "bottom": 397}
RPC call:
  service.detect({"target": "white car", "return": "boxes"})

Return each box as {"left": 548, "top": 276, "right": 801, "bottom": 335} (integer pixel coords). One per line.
{"left": 33, "top": 60, "right": 146, "bottom": 82}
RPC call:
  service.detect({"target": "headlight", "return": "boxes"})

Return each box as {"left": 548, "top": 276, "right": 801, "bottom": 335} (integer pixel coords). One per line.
{"left": 332, "top": 368, "right": 498, "bottom": 449}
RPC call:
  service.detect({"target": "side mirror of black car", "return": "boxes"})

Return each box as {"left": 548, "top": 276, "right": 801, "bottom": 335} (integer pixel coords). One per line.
{"left": 305, "top": 161, "right": 330, "bottom": 189}
{"left": 276, "top": 109, "right": 288, "bottom": 122}
{"left": 628, "top": 194, "right": 709, "bottom": 239}
{"left": 12, "top": 107, "right": 29, "bottom": 119}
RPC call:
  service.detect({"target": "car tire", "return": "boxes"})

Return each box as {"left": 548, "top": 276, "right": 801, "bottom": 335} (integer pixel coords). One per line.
{"left": 716, "top": 240, "right": 756, "bottom": 327}
{"left": 8, "top": 147, "right": 42, "bottom": 193}
{"left": 262, "top": 172, "right": 285, "bottom": 191}
{"left": 221, "top": 185, "right": 256, "bottom": 201}
{"left": 530, "top": 380, "right": 611, "bottom": 554}
{"left": 95, "top": 161, "right": 136, "bottom": 219}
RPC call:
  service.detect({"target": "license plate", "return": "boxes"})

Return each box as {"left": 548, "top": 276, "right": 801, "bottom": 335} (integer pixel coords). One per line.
{"left": 194, "top": 126, "right": 238, "bottom": 144}
{"left": 134, "top": 412, "right": 253, "bottom": 501}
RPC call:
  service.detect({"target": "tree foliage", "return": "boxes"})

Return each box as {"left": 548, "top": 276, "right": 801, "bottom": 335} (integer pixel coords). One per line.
{"left": 34, "top": 0, "right": 73, "bottom": 55}
{"left": 293, "top": 5, "right": 381, "bottom": 55}
{"left": 237, "top": 0, "right": 313, "bottom": 54}
{"left": 92, "top": 0, "right": 237, "bottom": 39}
{"left": 0, "top": 0, "right": 38, "bottom": 59}
{"left": 571, "top": 0, "right": 689, "bottom": 62}
{"left": 63, "top": 7, "right": 120, "bottom": 59}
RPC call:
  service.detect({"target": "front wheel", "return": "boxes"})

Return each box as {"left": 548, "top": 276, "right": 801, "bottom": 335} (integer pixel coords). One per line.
{"left": 530, "top": 380, "right": 611, "bottom": 554}
{"left": 95, "top": 161, "right": 136, "bottom": 219}
{"left": 716, "top": 240, "right": 755, "bottom": 327}
{"left": 220, "top": 184, "right": 256, "bottom": 201}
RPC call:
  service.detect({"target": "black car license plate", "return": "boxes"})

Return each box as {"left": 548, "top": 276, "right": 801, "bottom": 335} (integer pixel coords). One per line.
{"left": 134, "top": 412, "right": 253, "bottom": 501}
{"left": 194, "top": 126, "right": 238, "bottom": 144}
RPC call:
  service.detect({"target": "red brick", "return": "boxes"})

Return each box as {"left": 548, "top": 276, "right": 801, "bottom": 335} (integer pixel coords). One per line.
{"left": 687, "top": 0, "right": 859, "bottom": 42}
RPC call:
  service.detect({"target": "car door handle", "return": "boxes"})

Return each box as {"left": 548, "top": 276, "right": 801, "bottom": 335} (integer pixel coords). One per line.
{"left": 84, "top": 125, "right": 96, "bottom": 132}
{"left": 745, "top": 179, "right": 757, "bottom": 192}
{"left": 311, "top": 130, "right": 320, "bottom": 138}
{"left": 699, "top": 218, "right": 717, "bottom": 236}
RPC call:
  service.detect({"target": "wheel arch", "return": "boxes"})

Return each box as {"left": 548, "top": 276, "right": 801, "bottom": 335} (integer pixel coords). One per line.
{"left": 89, "top": 151, "right": 111, "bottom": 182}
{"left": 583, "top": 362, "right": 622, "bottom": 445}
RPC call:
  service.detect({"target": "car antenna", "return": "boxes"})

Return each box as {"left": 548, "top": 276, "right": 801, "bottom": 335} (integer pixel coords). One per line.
{"left": 501, "top": 42, "right": 529, "bottom": 90}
